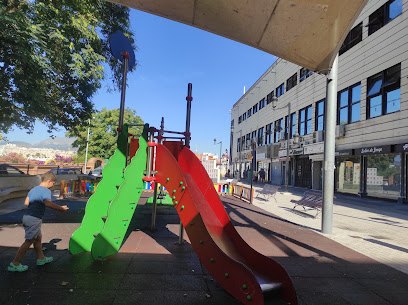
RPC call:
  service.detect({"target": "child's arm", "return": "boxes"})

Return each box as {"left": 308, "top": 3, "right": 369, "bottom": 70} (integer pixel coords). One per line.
{"left": 24, "top": 197, "right": 29, "bottom": 206}
{"left": 44, "top": 200, "right": 69, "bottom": 211}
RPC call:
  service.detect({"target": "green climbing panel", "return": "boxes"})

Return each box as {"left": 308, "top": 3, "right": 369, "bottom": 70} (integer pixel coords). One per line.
{"left": 91, "top": 124, "right": 148, "bottom": 259}
{"left": 69, "top": 125, "right": 129, "bottom": 255}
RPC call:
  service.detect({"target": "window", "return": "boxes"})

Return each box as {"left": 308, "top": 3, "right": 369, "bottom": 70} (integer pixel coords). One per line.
{"left": 265, "top": 123, "right": 273, "bottom": 144}
{"left": 367, "top": 64, "right": 401, "bottom": 118}
{"left": 253, "top": 103, "right": 258, "bottom": 114}
{"left": 290, "top": 112, "right": 296, "bottom": 138}
{"left": 368, "top": 0, "right": 402, "bottom": 36}
{"left": 259, "top": 98, "right": 265, "bottom": 110}
{"left": 286, "top": 73, "right": 297, "bottom": 91}
{"left": 285, "top": 115, "right": 289, "bottom": 140}
{"left": 276, "top": 83, "right": 285, "bottom": 97}
{"left": 258, "top": 127, "right": 264, "bottom": 146}
{"left": 299, "top": 68, "right": 313, "bottom": 82}
{"left": 242, "top": 112, "right": 247, "bottom": 121}
{"left": 339, "top": 22, "right": 362, "bottom": 55}
{"left": 274, "top": 118, "right": 283, "bottom": 143}
{"left": 267, "top": 91, "right": 275, "bottom": 104}
{"left": 231, "top": 119, "right": 234, "bottom": 127}
{"left": 245, "top": 134, "right": 250, "bottom": 149}
{"left": 251, "top": 131, "right": 257, "bottom": 146}
{"left": 238, "top": 116, "right": 242, "bottom": 124}
{"left": 299, "top": 105, "right": 312, "bottom": 136}
{"left": 338, "top": 83, "right": 361, "bottom": 125}
{"left": 247, "top": 108, "right": 252, "bottom": 118}
{"left": 316, "top": 99, "right": 325, "bottom": 131}
{"left": 237, "top": 136, "right": 241, "bottom": 152}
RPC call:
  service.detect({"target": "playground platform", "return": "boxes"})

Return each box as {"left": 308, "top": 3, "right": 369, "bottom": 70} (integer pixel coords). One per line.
{"left": 1, "top": 192, "right": 408, "bottom": 305}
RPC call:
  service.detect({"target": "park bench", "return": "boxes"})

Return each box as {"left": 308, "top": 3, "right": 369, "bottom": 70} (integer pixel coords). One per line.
{"left": 255, "top": 184, "right": 280, "bottom": 202}
{"left": 291, "top": 191, "right": 324, "bottom": 218}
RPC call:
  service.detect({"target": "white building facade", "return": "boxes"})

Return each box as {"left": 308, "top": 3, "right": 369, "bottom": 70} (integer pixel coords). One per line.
{"left": 230, "top": 0, "right": 408, "bottom": 202}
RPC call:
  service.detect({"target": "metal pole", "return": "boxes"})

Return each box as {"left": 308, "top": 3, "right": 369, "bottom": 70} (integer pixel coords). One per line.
{"left": 285, "top": 103, "right": 291, "bottom": 192}
{"left": 179, "top": 83, "right": 193, "bottom": 244}
{"left": 149, "top": 129, "right": 157, "bottom": 231}
{"left": 250, "top": 141, "right": 255, "bottom": 203}
{"left": 322, "top": 55, "right": 338, "bottom": 234}
{"left": 84, "top": 119, "right": 90, "bottom": 174}
{"left": 118, "top": 56, "right": 129, "bottom": 131}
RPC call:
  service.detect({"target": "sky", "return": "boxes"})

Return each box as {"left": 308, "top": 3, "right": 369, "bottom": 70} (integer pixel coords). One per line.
{"left": 5, "top": 9, "right": 276, "bottom": 155}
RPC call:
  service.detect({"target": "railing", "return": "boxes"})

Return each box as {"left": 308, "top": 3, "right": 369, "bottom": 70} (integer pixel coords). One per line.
{"left": 214, "top": 183, "right": 233, "bottom": 194}
{"left": 232, "top": 184, "right": 253, "bottom": 203}
{"left": 2, "top": 163, "right": 84, "bottom": 175}
{"left": 143, "top": 181, "right": 168, "bottom": 191}
{"left": 59, "top": 179, "right": 99, "bottom": 198}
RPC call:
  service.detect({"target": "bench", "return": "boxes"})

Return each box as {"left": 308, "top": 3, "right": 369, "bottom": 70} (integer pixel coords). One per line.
{"left": 291, "top": 191, "right": 323, "bottom": 218}
{"left": 255, "top": 184, "right": 280, "bottom": 202}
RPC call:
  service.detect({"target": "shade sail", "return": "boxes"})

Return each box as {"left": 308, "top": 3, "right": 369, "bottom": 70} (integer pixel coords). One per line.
{"left": 108, "top": 0, "right": 368, "bottom": 72}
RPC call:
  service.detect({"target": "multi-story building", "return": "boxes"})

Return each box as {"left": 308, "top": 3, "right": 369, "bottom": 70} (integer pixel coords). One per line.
{"left": 230, "top": 0, "right": 407, "bottom": 202}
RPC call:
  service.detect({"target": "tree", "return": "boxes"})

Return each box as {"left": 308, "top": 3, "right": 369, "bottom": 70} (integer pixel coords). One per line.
{"left": 67, "top": 107, "right": 143, "bottom": 159}
{"left": 0, "top": 1, "right": 136, "bottom": 135}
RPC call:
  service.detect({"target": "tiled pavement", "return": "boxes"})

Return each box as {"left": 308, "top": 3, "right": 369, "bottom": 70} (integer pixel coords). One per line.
{"left": 244, "top": 182, "right": 408, "bottom": 275}
{"left": 1, "top": 190, "right": 408, "bottom": 305}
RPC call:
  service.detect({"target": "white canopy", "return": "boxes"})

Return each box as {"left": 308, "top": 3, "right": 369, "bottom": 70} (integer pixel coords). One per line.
{"left": 109, "top": 0, "right": 368, "bottom": 72}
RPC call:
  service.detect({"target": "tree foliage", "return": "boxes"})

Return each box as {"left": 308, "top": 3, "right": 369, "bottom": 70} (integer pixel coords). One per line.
{"left": 67, "top": 107, "right": 143, "bottom": 159}
{"left": 0, "top": 0, "right": 136, "bottom": 135}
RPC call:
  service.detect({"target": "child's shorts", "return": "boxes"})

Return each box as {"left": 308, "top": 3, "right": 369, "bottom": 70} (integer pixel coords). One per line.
{"left": 22, "top": 215, "right": 42, "bottom": 240}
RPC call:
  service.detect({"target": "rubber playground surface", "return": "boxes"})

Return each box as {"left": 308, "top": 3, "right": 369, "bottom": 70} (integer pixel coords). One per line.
{"left": 1, "top": 193, "right": 408, "bottom": 305}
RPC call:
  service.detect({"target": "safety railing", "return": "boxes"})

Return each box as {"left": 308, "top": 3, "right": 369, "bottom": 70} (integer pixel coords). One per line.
{"left": 231, "top": 184, "right": 253, "bottom": 203}
{"left": 59, "top": 179, "right": 99, "bottom": 198}
{"left": 214, "top": 183, "right": 233, "bottom": 194}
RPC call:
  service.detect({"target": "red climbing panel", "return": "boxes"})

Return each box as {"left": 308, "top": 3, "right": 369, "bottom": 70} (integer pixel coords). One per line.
{"left": 155, "top": 142, "right": 297, "bottom": 305}
{"left": 129, "top": 138, "right": 139, "bottom": 160}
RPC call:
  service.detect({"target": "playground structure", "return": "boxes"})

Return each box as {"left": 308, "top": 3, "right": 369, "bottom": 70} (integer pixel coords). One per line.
{"left": 68, "top": 87, "right": 297, "bottom": 304}
{"left": 68, "top": 31, "right": 297, "bottom": 304}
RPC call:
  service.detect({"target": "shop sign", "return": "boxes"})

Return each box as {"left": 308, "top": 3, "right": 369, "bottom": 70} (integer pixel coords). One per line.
{"left": 256, "top": 153, "right": 266, "bottom": 160}
{"left": 290, "top": 147, "right": 304, "bottom": 155}
{"left": 358, "top": 145, "right": 391, "bottom": 155}
{"left": 395, "top": 143, "right": 408, "bottom": 152}
{"left": 303, "top": 143, "right": 324, "bottom": 155}
{"left": 247, "top": 155, "right": 253, "bottom": 160}
{"left": 335, "top": 149, "right": 353, "bottom": 157}
{"left": 309, "top": 154, "right": 324, "bottom": 161}
{"left": 271, "top": 158, "right": 280, "bottom": 163}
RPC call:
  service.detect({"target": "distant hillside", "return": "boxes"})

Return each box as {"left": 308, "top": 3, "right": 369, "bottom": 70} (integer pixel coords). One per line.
{"left": 8, "top": 141, "right": 33, "bottom": 148}
{"left": 33, "top": 137, "right": 76, "bottom": 151}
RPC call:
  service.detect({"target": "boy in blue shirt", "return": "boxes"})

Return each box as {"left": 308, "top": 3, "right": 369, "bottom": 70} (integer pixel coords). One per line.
{"left": 8, "top": 171, "right": 69, "bottom": 272}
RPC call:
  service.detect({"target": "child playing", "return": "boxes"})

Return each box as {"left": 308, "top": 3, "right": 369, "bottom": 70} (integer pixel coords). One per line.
{"left": 8, "top": 171, "right": 69, "bottom": 272}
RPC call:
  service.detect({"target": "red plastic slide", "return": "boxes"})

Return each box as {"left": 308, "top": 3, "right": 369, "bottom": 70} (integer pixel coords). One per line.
{"left": 154, "top": 142, "right": 297, "bottom": 305}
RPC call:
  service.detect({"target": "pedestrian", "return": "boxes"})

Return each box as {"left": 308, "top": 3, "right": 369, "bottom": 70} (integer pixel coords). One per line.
{"left": 8, "top": 172, "right": 69, "bottom": 272}
{"left": 259, "top": 168, "right": 266, "bottom": 183}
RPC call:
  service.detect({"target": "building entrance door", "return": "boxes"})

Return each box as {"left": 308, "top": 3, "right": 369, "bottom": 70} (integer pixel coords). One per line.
{"left": 295, "top": 157, "right": 312, "bottom": 188}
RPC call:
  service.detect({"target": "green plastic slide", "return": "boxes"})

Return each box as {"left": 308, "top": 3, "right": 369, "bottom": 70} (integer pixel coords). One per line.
{"left": 69, "top": 125, "right": 129, "bottom": 255}
{"left": 91, "top": 125, "right": 148, "bottom": 259}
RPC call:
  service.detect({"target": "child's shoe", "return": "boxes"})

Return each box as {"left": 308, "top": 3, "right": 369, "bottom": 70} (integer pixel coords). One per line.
{"left": 8, "top": 262, "right": 28, "bottom": 272}
{"left": 37, "top": 256, "right": 53, "bottom": 266}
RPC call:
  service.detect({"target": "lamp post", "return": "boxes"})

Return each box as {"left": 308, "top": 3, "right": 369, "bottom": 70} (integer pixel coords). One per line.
{"left": 271, "top": 98, "right": 291, "bottom": 193}
{"left": 214, "top": 138, "right": 222, "bottom": 170}
{"left": 84, "top": 118, "right": 91, "bottom": 174}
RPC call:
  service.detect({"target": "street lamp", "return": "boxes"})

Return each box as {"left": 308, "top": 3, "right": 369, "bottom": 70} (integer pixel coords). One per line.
{"left": 214, "top": 138, "right": 222, "bottom": 170}
{"left": 271, "top": 97, "right": 291, "bottom": 193}
{"left": 84, "top": 118, "right": 91, "bottom": 174}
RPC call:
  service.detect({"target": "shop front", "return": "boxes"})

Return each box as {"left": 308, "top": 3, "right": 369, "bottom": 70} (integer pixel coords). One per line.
{"left": 304, "top": 142, "right": 325, "bottom": 190}
{"left": 395, "top": 143, "right": 407, "bottom": 203}
{"left": 335, "top": 150, "right": 359, "bottom": 195}
{"left": 256, "top": 151, "right": 270, "bottom": 182}
{"left": 357, "top": 145, "right": 401, "bottom": 200}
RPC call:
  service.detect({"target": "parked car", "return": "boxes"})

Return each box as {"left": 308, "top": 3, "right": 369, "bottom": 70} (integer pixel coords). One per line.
{"left": 0, "top": 164, "right": 25, "bottom": 175}
{"left": 89, "top": 166, "right": 103, "bottom": 177}
{"left": 49, "top": 168, "right": 82, "bottom": 175}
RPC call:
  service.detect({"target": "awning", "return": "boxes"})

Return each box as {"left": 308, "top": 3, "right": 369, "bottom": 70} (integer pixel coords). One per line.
{"left": 109, "top": 0, "right": 368, "bottom": 72}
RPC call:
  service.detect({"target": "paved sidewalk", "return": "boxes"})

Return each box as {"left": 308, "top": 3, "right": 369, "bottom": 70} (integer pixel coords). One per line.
{"left": 243, "top": 181, "right": 408, "bottom": 275}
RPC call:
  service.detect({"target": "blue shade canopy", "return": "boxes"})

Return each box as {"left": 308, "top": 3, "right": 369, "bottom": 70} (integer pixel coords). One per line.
{"left": 110, "top": 30, "right": 136, "bottom": 68}
{"left": 108, "top": 0, "right": 368, "bottom": 72}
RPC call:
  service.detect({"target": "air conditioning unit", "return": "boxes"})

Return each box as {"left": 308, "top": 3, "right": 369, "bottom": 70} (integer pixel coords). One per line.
{"left": 313, "top": 130, "right": 324, "bottom": 143}
{"left": 335, "top": 125, "right": 346, "bottom": 138}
